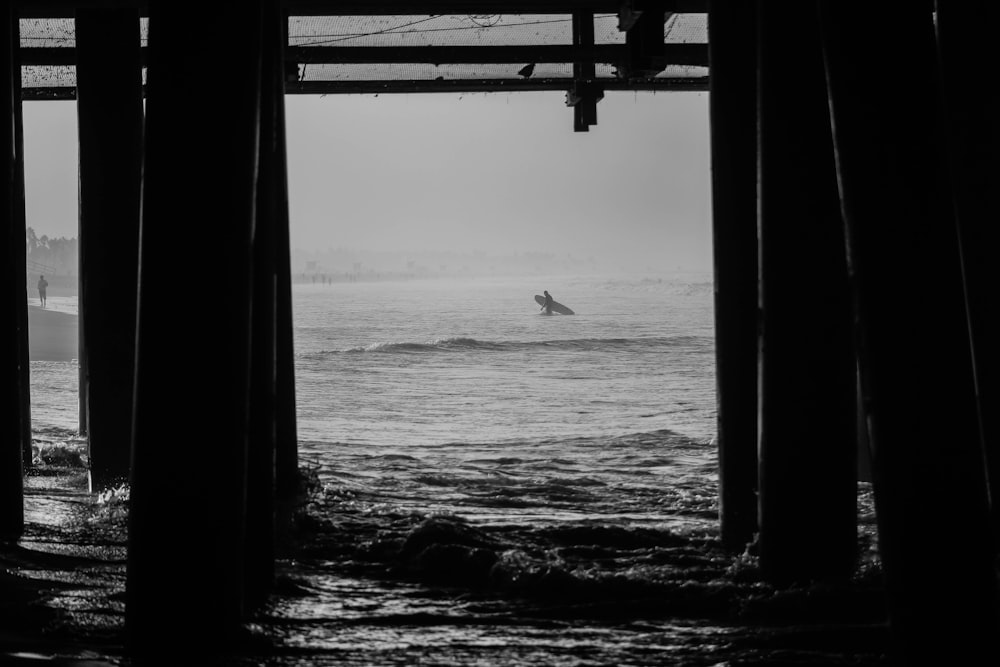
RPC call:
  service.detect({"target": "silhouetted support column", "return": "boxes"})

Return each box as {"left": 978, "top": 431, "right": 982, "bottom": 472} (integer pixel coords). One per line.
{"left": 127, "top": 1, "right": 263, "bottom": 657}
{"left": 274, "top": 13, "right": 299, "bottom": 511}
{"left": 245, "top": 0, "right": 288, "bottom": 609}
{"left": 819, "top": 4, "right": 1000, "bottom": 663}
{"left": 0, "top": 2, "right": 24, "bottom": 540}
{"left": 707, "top": 0, "right": 758, "bottom": 551}
{"left": 75, "top": 9, "right": 143, "bottom": 492}
{"left": 935, "top": 1, "right": 1000, "bottom": 544}
{"left": 78, "top": 314, "right": 87, "bottom": 435}
{"left": 757, "top": 1, "right": 856, "bottom": 585}
{"left": 12, "top": 20, "right": 30, "bottom": 470}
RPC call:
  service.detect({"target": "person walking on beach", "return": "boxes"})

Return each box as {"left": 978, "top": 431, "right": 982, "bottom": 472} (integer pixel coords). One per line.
{"left": 540, "top": 290, "right": 553, "bottom": 315}
{"left": 37, "top": 275, "right": 48, "bottom": 308}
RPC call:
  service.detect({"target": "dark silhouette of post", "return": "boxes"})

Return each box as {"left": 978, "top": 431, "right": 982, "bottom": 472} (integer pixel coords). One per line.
{"left": 12, "top": 34, "right": 30, "bottom": 470}
{"left": 245, "top": 0, "right": 289, "bottom": 608}
{"left": 274, "top": 13, "right": 299, "bottom": 513}
{"left": 75, "top": 9, "right": 143, "bottom": 492}
{"left": 78, "top": 313, "right": 87, "bottom": 435}
{"left": 935, "top": 0, "right": 1000, "bottom": 544}
{"left": 819, "top": 3, "right": 1000, "bottom": 663}
{"left": 756, "top": 2, "right": 857, "bottom": 585}
{"left": 127, "top": 1, "right": 264, "bottom": 655}
{"left": 0, "top": 2, "right": 24, "bottom": 540}
{"left": 706, "top": 0, "right": 758, "bottom": 551}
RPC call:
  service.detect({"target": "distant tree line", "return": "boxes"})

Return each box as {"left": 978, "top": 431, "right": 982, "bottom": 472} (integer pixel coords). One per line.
{"left": 26, "top": 227, "right": 77, "bottom": 275}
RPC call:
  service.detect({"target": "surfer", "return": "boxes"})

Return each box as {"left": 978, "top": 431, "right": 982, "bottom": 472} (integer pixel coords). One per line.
{"left": 540, "top": 290, "right": 553, "bottom": 315}
{"left": 37, "top": 275, "right": 48, "bottom": 308}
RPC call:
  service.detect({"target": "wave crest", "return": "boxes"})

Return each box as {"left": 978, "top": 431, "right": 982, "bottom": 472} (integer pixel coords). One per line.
{"left": 318, "top": 336, "right": 706, "bottom": 356}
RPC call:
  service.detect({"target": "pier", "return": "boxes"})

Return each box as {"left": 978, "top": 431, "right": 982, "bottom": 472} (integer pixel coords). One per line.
{"left": 1, "top": 1, "right": 998, "bottom": 664}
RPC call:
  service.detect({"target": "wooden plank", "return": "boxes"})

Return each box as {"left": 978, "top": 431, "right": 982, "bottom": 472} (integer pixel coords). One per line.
{"left": 291, "top": 44, "right": 706, "bottom": 66}
{"left": 285, "top": 76, "right": 707, "bottom": 93}
{"left": 21, "top": 74, "right": 708, "bottom": 100}
{"left": 15, "top": 1, "right": 708, "bottom": 18}
{"left": 19, "top": 44, "right": 707, "bottom": 67}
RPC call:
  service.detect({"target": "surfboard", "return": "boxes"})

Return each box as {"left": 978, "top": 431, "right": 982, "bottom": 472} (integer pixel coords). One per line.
{"left": 534, "top": 294, "right": 575, "bottom": 315}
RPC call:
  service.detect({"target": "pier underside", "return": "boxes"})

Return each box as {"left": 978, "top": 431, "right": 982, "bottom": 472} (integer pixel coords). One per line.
{"left": 1, "top": 1, "right": 998, "bottom": 664}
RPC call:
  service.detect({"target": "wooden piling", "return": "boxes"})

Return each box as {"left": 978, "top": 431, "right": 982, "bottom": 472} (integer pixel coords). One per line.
{"left": 570, "top": 12, "right": 598, "bottom": 132}
{"left": 274, "top": 12, "right": 300, "bottom": 511}
{"left": 245, "top": 0, "right": 289, "bottom": 609}
{"left": 75, "top": 9, "right": 143, "bottom": 492}
{"left": 706, "top": 0, "right": 759, "bottom": 551}
{"left": 78, "top": 311, "right": 87, "bottom": 436}
{"left": 756, "top": 1, "right": 857, "bottom": 585}
{"left": 934, "top": 0, "right": 1000, "bottom": 545}
{"left": 12, "top": 34, "right": 31, "bottom": 470}
{"left": 0, "top": 1, "right": 24, "bottom": 540}
{"left": 819, "top": 3, "right": 1000, "bottom": 662}
{"left": 126, "top": 1, "right": 264, "bottom": 655}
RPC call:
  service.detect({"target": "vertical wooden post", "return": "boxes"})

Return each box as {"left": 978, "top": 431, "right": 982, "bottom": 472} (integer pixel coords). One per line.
{"left": 756, "top": 1, "right": 857, "bottom": 585}
{"left": 935, "top": 0, "right": 1000, "bottom": 543}
{"left": 75, "top": 9, "right": 143, "bottom": 492}
{"left": 0, "top": 1, "right": 24, "bottom": 540}
{"left": 78, "top": 286, "right": 87, "bottom": 434}
{"left": 12, "top": 30, "right": 30, "bottom": 470}
{"left": 274, "top": 11, "right": 300, "bottom": 512}
{"left": 819, "top": 3, "right": 1000, "bottom": 663}
{"left": 126, "top": 1, "right": 263, "bottom": 656}
{"left": 707, "top": 0, "right": 759, "bottom": 551}
{"left": 245, "top": 0, "right": 288, "bottom": 609}
{"left": 570, "top": 12, "right": 599, "bottom": 132}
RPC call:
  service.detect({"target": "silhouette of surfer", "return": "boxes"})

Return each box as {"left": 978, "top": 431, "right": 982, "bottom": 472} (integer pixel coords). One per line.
{"left": 37, "top": 275, "right": 48, "bottom": 308}
{"left": 540, "top": 290, "right": 553, "bottom": 315}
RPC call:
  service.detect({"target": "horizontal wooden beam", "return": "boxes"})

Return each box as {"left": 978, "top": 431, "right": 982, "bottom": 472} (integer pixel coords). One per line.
{"left": 22, "top": 74, "right": 706, "bottom": 100}
{"left": 284, "top": 75, "right": 707, "bottom": 93}
{"left": 283, "top": 0, "right": 707, "bottom": 15}
{"left": 288, "top": 43, "right": 706, "bottom": 66}
{"left": 20, "top": 43, "right": 707, "bottom": 67}
{"left": 15, "top": 1, "right": 707, "bottom": 18}
{"left": 22, "top": 86, "right": 77, "bottom": 100}
{"left": 21, "top": 46, "right": 141, "bottom": 66}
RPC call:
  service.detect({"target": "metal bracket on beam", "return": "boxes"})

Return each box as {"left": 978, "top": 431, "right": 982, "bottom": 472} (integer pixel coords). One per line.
{"left": 565, "top": 81, "right": 604, "bottom": 132}
{"left": 618, "top": 1, "right": 643, "bottom": 31}
{"left": 618, "top": 0, "right": 674, "bottom": 79}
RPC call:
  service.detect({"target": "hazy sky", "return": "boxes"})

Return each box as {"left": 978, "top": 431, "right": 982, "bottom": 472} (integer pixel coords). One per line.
{"left": 22, "top": 90, "right": 711, "bottom": 271}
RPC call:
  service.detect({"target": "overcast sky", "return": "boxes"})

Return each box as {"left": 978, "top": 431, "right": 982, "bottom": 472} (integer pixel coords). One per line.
{"left": 22, "top": 90, "right": 711, "bottom": 272}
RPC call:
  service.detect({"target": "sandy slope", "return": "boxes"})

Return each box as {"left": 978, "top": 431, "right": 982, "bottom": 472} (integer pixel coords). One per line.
{"left": 27, "top": 306, "right": 77, "bottom": 362}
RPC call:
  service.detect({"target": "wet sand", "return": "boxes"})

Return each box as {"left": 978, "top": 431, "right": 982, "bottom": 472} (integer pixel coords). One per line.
{"left": 28, "top": 306, "right": 78, "bottom": 362}
{"left": 1, "top": 457, "right": 891, "bottom": 666}
{"left": 1, "top": 467, "right": 124, "bottom": 666}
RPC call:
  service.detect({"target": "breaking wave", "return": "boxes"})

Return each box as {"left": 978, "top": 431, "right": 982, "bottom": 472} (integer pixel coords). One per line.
{"left": 312, "top": 335, "right": 711, "bottom": 356}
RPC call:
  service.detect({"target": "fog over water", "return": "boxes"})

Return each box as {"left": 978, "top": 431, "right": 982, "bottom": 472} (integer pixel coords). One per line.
{"left": 24, "top": 91, "right": 712, "bottom": 274}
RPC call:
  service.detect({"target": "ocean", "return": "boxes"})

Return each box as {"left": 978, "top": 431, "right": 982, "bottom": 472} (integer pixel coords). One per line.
{"left": 24, "top": 273, "right": 886, "bottom": 665}
{"left": 293, "top": 274, "right": 718, "bottom": 521}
